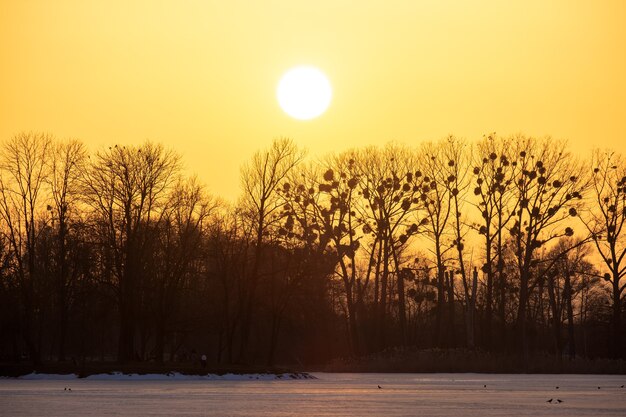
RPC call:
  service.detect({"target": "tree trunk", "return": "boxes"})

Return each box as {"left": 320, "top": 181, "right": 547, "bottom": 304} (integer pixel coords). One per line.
{"left": 496, "top": 205, "right": 506, "bottom": 352}
{"left": 118, "top": 262, "right": 136, "bottom": 363}
{"left": 239, "top": 220, "right": 264, "bottom": 363}
{"left": 612, "top": 273, "right": 622, "bottom": 359}
{"left": 339, "top": 258, "right": 360, "bottom": 356}
{"left": 57, "top": 211, "right": 69, "bottom": 362}
{"left": 547, "top": 272, "right": 563, "bottom": 361}
{"left": 447, "top": 270, "right": 456, "bottom": 348}
{"left": 377, "top": 237, "right": 389, "bottom": 350}
{"left": 516, "top": 269, "right": 530, "bottom": 368}
{"left": 485, "top": 260, "right": 493, "bottom": 350}
{"left": 390, "top": 245, "right": 406, "bottom": 345}
{"left": 564, "top": 272, "right": 576, "bottom": 359}
{"left": 463, "top": 267, "right": 478, "bottom": 349}
{"left": 435, "top": 246, "right": 445, "bottom": 347}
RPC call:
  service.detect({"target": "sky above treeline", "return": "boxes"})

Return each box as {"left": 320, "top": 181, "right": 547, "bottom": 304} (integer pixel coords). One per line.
{"left": 1, "top": 0, "right": 625, "bottom": 200}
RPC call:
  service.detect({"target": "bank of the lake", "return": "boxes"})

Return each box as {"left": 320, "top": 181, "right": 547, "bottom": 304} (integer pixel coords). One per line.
{"left": 0, "top": 362, "right": 311, "bottom": 379}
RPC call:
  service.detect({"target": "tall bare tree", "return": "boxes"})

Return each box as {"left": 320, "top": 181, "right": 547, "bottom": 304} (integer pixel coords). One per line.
{"left": 418, "top": 140, "right": 454, "bottom": 346}
{"left": 437, "top": 137, "right": 474, "bottom": 347}
{"left": 544, "top": 238, "right": 596, "bottom": 361}
{"left": 282, "top": 154, "right": 363, "bottom": 355}
{"left": 207, "top": 206, "right": 252, "bottom": 364}
{"left": 82, "top": 142, "right": 180, "bottom": 362}
{"left": 47, "top": 139, "right": 87, "bottom": 361}
{"left": 583, "top": 150, "right": 626, "bottom": 358}
{"left": 358, "top": 144, "right": 426, "bottom": 347}
{"left": 471, "top": 134, "right": 519, "bottom": 349}
{"left": 239, "top": 138, "right": 303, "bottom": 361}
{"left": 508, "top": 136, "right": 586, "bottom": 365}
{"left": 152, "top": 177, "right": 217, "bottom": 362}
{"left": 0, "top": 132, "right": 52, "bottom": 364}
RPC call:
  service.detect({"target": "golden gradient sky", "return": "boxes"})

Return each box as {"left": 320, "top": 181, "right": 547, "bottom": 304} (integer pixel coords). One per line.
{"left": 1, "top": 0, "right": 625, "bottom": 200}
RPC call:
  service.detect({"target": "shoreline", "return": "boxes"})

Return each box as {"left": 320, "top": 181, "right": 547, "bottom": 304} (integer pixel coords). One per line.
{"left": 3, "top": 349, "right": 626, "bottom": 377}
{"left": 3, "top": 371, "right": 317, "bottom": 381}
{"left": 0, "top": 362, "right": 311, "bottom": 379}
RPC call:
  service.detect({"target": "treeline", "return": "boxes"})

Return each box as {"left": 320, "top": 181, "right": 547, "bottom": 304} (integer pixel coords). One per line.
{"left": 0, "top": 132, "right": 624, "bottom": 368}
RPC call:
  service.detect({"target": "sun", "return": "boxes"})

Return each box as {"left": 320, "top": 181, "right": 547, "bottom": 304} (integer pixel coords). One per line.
{"left": 277, "top": 66, "right": 332, "bottom": 120}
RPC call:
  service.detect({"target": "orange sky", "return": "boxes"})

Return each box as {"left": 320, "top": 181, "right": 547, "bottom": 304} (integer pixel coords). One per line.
{"left": 1, "top": 0, "right": 625, "bottom": 200}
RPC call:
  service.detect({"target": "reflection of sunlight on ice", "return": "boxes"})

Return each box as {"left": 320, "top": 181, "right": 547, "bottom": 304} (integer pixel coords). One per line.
{"left": 1, "top": 373, "right": 625, "bottom": 416}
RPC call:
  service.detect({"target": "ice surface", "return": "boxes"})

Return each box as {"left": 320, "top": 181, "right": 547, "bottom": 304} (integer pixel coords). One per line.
{"left": 1, "top": 373, "right": 625, "bottom": 416}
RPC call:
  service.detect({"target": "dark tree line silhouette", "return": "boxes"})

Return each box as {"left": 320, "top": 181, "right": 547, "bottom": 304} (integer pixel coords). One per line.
{"left": 0, "top": 132, "right": 624, "bottom": 368}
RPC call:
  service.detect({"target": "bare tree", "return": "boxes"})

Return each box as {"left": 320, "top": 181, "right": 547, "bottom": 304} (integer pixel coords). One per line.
{"left": 358, "top": 144, "right": 426, "bottom": 347}
{"left": 582, "top": 150, "right": 626, "bottom": 358}
{"left": 282, "top": 154, "right": 363, "bottom": 355}
{"left": 0, "top": 132, "right": 52, "bottom": 364}
{"left": 153, "top": 177, "right": 217, "bottom": 363}
{"left": 544, "top": 238, "right": 597, "bottom": 361}
{"left": 434, "top": 136, "right": 479, "bottom": 348}
{"left": 508, "top": 136, "right": 586, "bottom": 365}
{"left": 418, "top": 140, "right": 454, "bottom": 346}
{"left": 238, "top": 138, "right": 304, "bottom": 361}
{"left": 471, "top": 134, "right": 519, "bottom": 349}
{"left": 46, "top": 139, "right": 87, "bottom": 361}
{"left": 82, "top": 142, "right": 180, "bottom": 363}
{"left": 207, "top": 206, "right": 252, "bottom": 364}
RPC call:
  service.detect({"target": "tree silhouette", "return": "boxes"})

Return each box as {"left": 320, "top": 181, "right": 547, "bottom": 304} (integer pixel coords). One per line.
{"left": 471, "top": 134, "right": 519, "bottom": 349}
{"left": 583, "top": 150, "right": 626, "bottom": 358}
{"left": 507, "top": 136, "right": 587, "bottom": 366}
{"left": 0, "top": 132, "right": 52, "bottom": 365}
{"left": 239, "top": 138, "right": 304, "bottom": 361}
{"left": 0, "top": 132, "right": 623, "bottom": 369}
{"left": 418, "top": 141, "right": 454, "bottom": 346}
{"left": 82, "top": 142, "right": 180, "bottom": 363}
{"left": 47, "top": 139, "right": 87, "bottom": 361}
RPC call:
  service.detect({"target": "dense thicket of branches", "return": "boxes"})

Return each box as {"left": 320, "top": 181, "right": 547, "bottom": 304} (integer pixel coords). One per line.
{"left": 0, "top": 132, "right": 624, "bottom": 367}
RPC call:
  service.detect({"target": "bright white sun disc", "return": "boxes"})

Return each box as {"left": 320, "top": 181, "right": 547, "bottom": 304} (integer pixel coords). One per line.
{"left": 277, "top": 66, "right": 332, "bottom": 120}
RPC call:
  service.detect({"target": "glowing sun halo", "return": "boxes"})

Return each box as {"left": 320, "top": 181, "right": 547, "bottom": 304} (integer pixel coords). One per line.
{"left": 277, "top": 66, "right": 332, "bottom": 120}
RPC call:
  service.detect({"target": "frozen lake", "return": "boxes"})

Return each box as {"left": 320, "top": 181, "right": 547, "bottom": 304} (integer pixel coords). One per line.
{"left": 1, "top": 373, "right": 625, "bottom": 416}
